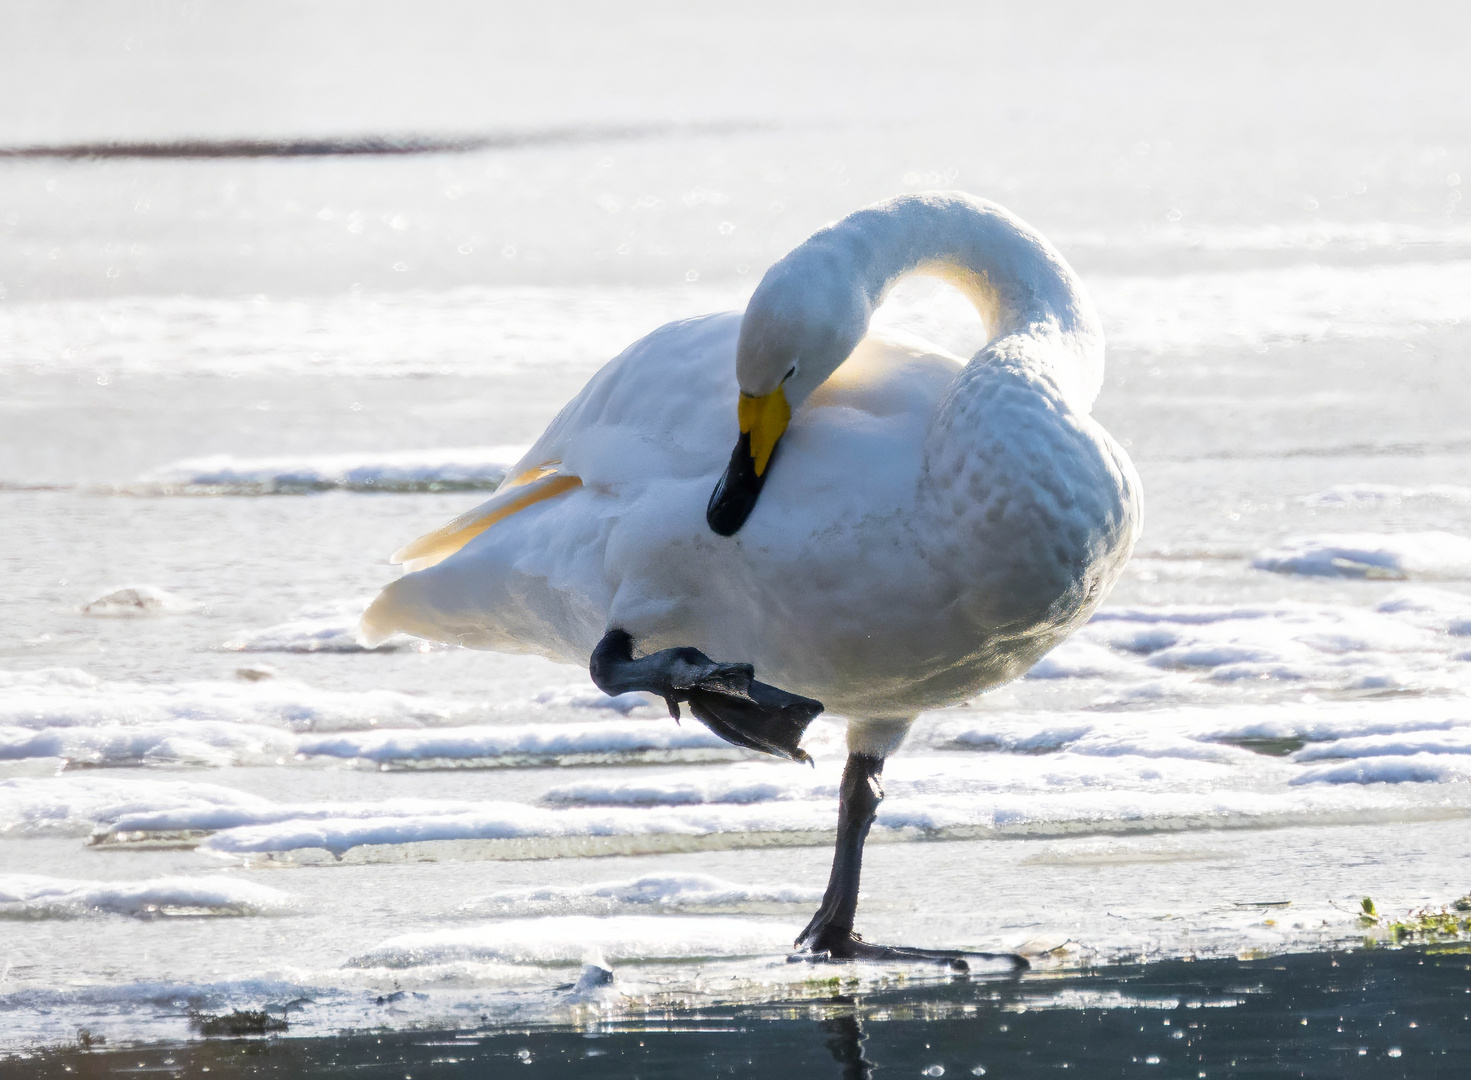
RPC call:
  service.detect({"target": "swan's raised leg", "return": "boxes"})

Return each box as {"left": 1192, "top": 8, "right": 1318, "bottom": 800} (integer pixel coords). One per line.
{"left": 794, "top": 753, "right": 1029, "bottom": 972}
{"left": 589, "top": 628, "right": 822, "bottom": 763}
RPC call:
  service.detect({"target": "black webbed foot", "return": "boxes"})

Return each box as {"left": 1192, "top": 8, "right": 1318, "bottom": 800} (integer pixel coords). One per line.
{"left": 791, "top": 924, "right": 1029, "bottom": 973}
{"left": 590, "top": 628, "right": 823, "bottom": 763}
{"left": 682, "top": 679, "right": 822, "bottom": 764}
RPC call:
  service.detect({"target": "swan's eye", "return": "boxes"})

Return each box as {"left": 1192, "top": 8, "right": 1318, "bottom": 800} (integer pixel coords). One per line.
{"left": 783, "top": 365, "right": 797, "bottom": 382}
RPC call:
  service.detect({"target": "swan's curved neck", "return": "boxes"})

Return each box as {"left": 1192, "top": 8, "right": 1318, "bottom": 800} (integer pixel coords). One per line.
{"left": 741, "top": 193, "right": 1104, "bottom": 411}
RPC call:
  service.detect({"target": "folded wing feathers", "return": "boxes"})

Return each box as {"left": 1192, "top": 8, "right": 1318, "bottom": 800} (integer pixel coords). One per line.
{"left": 390, "top": 464, "right": 581, "bottom": 573}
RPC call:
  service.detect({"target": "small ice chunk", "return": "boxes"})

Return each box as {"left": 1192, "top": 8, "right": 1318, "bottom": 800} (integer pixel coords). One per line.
{"left": 81, "top": 586, "right": 192, "bottom": 617}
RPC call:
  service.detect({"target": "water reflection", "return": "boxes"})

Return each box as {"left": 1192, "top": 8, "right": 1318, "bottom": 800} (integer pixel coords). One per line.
{"left": 8, "top": 946, "right": 1470, "bottom": 1077}
{"left": 821, "top": 1007, "right": 874, "bottom": 1080}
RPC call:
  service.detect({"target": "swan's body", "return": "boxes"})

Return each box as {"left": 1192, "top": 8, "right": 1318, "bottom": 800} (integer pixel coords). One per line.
{"left": 363, "top": 192, "right": 1141, "bottom": 964}
{"left": 365, "top": 193, "right": 1140, "bottom": 731}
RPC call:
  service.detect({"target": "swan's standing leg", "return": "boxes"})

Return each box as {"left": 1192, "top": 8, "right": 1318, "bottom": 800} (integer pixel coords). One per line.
{"left": 795, "top": 753, "right": 1028, "bottom": 971}
{"left": 795, "top": 753, "right": 892, "bottom": 955}
{"left": 589, "top": 628, "right": 823, "bottom": 763}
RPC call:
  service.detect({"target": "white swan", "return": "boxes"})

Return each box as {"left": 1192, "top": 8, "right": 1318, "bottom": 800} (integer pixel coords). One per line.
{"left": 363, "top": 192, "right": 1142, "bottom": 966}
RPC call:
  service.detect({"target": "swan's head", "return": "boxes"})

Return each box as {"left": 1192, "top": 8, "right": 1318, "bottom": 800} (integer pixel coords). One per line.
{"left": 706, "top": 256, "right": 868, "bottom": 536}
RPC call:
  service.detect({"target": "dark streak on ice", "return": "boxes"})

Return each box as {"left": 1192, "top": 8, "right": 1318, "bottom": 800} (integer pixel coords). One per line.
{"left": 0, "top": 121, "right": 778, "bottom": 161}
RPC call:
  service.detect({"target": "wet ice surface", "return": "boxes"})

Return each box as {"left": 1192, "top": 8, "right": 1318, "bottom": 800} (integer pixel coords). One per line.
{"left": 4, "top": 0, "right": 1471, "bottom": 1056}
{"left": 6, "top": 947, "right": 1469, "bottom": 1079}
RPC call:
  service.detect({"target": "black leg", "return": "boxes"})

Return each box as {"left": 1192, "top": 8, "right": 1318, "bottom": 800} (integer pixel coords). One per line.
{"left": 798, "top": 753, "right": 884, "bottom": 946}
{"left": 589, "top": 628, "right": 823, "bottom": 763}
{"left": 793, "top": 752, "right": 1029, "bottom": 973}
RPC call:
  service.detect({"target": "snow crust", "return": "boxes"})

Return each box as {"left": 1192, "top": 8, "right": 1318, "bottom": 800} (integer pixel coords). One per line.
{"left": 80, "top": 585, "right": 196, "bottom": 617}
{"left": 1252, "top": 532, "right": 1471, "bottom": 580}
{"left": 1034, "top": 597, "right": 1471, "bottom": 698}
{"left": 348, "top": 915, "right": 798, "bottom": 968}
{"left": 464, "top": 873, "right": 823, "bottom": 916}
{"left": 0, "top": 667, "right": 687, "bottom": 769}
{"left": 132, "top": 445, "right": 529, "bottom": 495}
{"left": 19, "top": 701, "right": 1456, "bottom": 860}
{"left": 0, "top": 873, "right": 293, "bottom": 917}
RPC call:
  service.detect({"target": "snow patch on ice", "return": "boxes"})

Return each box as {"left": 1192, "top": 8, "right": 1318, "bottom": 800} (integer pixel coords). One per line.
{"left": 0, "top": 667, "right": 730, "bottom": 769}
{"left": 0, "top": 667, "right": 482, "bottom": 767}
{"left": 1292, "top": 728, "right": 1471, "bottom": 763}
{"left": 929, "top": 699, "right": 1471, "bottom": 761}
{"left": 1024, "top": 640, "right": 1146, "bottom": 680}
{"left": 0, "top": 776, "right": 275, "bottom": 838}
{"left": 192, "top": 800, "right": 837, "bottom": 859}
{"left": 1290, "top": 754, "right": 1471, "bottom": 786}
{"left": 464, "top": 874, "right": 822, "bottom": 916}
{"left": 543, "top": 765, "right": 801, "bottom": 807}
{"left": 1252, "top": 532, "right": 1471, "bottom": 580}
{"left": 129, "top": 445, "right": 530, "bottom": 495}
{"left": 174, "top": 754, "right": 1468, "bottom": 861}
{"left": 1042, "top": 600, "right": 1471, "bottom": 700}
{"left": 530, "top": 687, "right": 657, "bottom": 715}
{"left": 101, "top": 797, "right": 492, "bottom": 838}
{"left": 295, "top": 719, "right": 726, "bottom": 765}
{"left": 348, "top": 915, "right": 798, "bottom": 968}
{"left": 0, "top": 721, "right": 299, "bottom": 768}
{"left": 81, "top": 585, "right": 196, "bottom": 617}
{"left": 1375, "top": 587, "right": 1471, "bottom": 631}
{"left": 0, "top": 873, "right": 294, "bottom": 918}
{"left": 12, "top": 701, "right": 1471, "bottom": 862}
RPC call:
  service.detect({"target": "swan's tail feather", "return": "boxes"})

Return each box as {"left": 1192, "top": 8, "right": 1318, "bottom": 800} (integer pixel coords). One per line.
{"left": 357, "top": 463, "right": 581, "bottom": 648}
{"left": 358, "top": 579, "right": 419, "bottom": 647}
{"left": 390, "top": 465, "right": 580, "bottom": 572}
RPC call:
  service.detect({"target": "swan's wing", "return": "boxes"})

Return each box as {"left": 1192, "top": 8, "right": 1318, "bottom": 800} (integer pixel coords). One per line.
{"left": 390, "top": 467, "right": 581, "bottom": 573}
{"left": 388, "top": 312, "right": 748, "bottom": 573}
{"left": 360, "top": 313, "right": 743, "bottom": 653}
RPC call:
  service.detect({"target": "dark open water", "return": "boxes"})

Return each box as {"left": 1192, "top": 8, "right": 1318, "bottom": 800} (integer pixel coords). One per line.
{"left": 8, "top": 946, "right": 1470, "bottom": 1079}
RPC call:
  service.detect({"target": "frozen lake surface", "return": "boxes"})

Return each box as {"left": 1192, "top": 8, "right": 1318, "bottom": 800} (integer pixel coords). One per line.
{"left": 2, "top": 0, "right": 1470, "bottom": 1056}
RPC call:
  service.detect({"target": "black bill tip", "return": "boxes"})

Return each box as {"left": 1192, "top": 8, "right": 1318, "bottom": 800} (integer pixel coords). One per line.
{"left": 706, "top": 431, "right": 770, "bottom": 536}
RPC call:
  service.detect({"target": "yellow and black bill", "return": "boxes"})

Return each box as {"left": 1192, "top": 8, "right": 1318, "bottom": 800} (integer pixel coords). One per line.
{"left": 705, "top": 387, "right": 789, "bottom": 536}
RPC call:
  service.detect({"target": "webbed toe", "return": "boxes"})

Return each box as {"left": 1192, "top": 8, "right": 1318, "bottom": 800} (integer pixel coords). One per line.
{"left": 683, "top": 678, "right": 822, "bottom": 763}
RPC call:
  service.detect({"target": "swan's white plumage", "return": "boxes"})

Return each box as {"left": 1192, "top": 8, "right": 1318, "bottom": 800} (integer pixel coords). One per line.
{"left": 362, "top": 193, "right": 1142, "bottom": 732}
